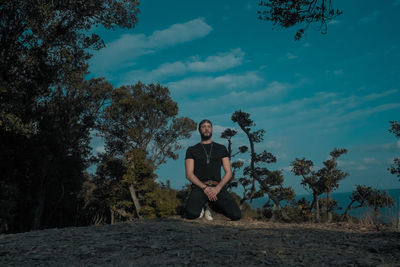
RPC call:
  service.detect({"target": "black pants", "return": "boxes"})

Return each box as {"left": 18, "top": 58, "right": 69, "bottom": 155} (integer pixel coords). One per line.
{"left": 185, "top": 185, "right": 241, "bottom": 221}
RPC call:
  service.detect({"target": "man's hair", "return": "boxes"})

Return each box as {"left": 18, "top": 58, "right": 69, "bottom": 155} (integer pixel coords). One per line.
{"left": 198, "top": 119, "right": 212, "bottom": 132}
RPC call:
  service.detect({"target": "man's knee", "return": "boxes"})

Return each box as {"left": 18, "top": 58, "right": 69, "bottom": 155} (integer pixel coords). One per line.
{"left": 227, "top": 209, "right": 242, "bottom": 221}
{"left": 185, "top": 206, "right": 201, "bottom": 219}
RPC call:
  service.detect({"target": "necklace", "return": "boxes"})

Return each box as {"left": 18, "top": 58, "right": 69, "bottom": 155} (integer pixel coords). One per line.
{"left": 201, "top": 142, "right": 213, "bottom": 164}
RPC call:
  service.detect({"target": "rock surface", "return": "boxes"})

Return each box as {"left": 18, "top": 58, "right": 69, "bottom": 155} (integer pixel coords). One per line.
{"left": 1, "top": 215, "right": 400, "bottom": 266}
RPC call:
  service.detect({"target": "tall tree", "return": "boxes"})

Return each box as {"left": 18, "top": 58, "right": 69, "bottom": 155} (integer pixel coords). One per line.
{"left": 389, "top": 121, "right": 400, "bottom": 179}
{"left": 1, "top": 77, "right": 113, "bottom": 231}
{"left": 0, "top": 0, "right": 139, "bottom": 134}
{"left": 318, "top": 148, "right": 348, "bottom": 221}
{"left": 231, "top": 110, "right": 295, "bottom": 219}
{"left": 291, "top": 158, "right": 324, "bottom": 220}
{"left": 0, "top": 0, "right": 139, "bottom": 232}
{"left": 220, "top": 128, "right": 248, "bottom": 192}
{"left": 257, "top": 0, "right": 342, "bottom": 40}
{"left": 98, "top": 82, "right": 196, "bottom": 218}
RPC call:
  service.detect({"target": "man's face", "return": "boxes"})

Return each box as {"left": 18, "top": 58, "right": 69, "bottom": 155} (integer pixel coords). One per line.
{"left": 200, "top": 122, "right": 212, "bottom": 140}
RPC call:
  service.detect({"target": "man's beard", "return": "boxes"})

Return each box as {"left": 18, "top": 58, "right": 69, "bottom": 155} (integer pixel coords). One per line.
{"left": 201, "top": 132, "right": 212, "bottom": 141}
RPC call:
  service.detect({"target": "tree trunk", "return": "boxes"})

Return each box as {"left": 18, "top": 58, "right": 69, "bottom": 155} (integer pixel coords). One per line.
{"left": 272, "top": 197, "right": 290, "bottom": 221}
{"left": 110, "top": 208, "right": 115, "bottom": 224}
{"left": 44, "top": 183, "right": 65, "bottom": 228}
{"left": 327, "top": 191, "right": 332, "bottom": 222}
{"left": 342, "top": 200, "right": 356, "bottom": 220}
{"left": 32, "top": 183, "right": 46, "bottom": 230}
{"left": 315, "top": 194, "right": 320, "bottom": 221}
{"left": 129, "top": 184, "right": 142, "bottom": 219}
{"left": 311, "top": 192, "right": 320, "bottom": 221}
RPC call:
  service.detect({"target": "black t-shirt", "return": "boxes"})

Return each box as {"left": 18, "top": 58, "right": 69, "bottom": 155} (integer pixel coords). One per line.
{"left": 185, "top": 142, "right": 229, "bottom": 182}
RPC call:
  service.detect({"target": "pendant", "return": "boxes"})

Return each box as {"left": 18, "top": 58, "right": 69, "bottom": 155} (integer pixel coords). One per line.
{"left": 206, "top": 159, "right": 210, "bottom": 164}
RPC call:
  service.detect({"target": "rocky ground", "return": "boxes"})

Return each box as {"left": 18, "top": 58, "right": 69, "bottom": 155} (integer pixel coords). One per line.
{"left": 1, "top": 214, "right": 400, "bottom": 266}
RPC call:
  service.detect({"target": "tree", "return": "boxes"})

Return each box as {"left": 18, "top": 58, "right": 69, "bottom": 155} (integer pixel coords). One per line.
{"left": 0, "top": 0, "right": 140, "bottom": 232}
{"left": 220, "top": 128, "right": 248, "bottom": 192}
{"left": 318, "top": 148, "right": 348, "bottom": 221}
{"left": 389, "top": 121, "right": 400, "bottom": 179}
{"left": 98, "top": 82, "right": 196, "bottom": 219}
{"left": 257, "top": 0, "right": 342, "bottom": 40}
{"left": 1, "top": 78, "right": 113, "bottom": 232}
{"left": 291, "top": 148, "right": 348, "bottom": 221}
{"left": 231, "top": 110, "right": 295, "bottom": 220}
{"left": 368, "top": 189, "right": 394, "bottom": 213}
{"left": 0, "top": 0, "right": 139, "bottom": 135}
{"left": 343, "top": 185, "right": 394, "bottom": 221}
{"left": 291, "top": 158, "right": 323, "bottom": 220}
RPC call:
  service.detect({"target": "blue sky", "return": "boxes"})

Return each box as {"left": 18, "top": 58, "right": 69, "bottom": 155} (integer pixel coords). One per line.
{"left": 88, "top": 0, "right": 400, "bottom": 194}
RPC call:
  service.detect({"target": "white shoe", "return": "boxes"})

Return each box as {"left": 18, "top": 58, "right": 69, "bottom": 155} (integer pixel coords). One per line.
{"left": 198, "top": 208, "right": 204, "bottom": 219}
{"left": 204, "top": 204, "right": 213, "bottom": 221}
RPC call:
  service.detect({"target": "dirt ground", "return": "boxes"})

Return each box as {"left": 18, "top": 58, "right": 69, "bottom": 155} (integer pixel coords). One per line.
{"left": 1, "top": 215, "right": 400, "bottom": 266}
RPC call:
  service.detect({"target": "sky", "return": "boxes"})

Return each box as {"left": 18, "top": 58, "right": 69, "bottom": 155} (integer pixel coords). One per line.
{"left": 88, "top": 0, "right": 400, "bottom": 195}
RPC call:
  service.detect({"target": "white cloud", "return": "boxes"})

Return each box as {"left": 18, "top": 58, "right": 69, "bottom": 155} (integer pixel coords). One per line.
{"left": 90, "top": 18, "right": 212, "bottom": 75}
{"left": 328, "top": 19, "right": 340, "bottom": 25}
{"left": 358, "top": 10, "right": 381, "bottom": 24}
{"left": 286, "top": 52, "right": 297, "bottom": 60}
{"left": 120, "top": 48, "right": 245, "bottom": 85}
{"left": 264, "top": 81, "right": 292, "bottom": 96}
{"left": 353, "top": 143, "right": 397, "bottom": 152}
{"left": 337, "top": 160, "right": 367, "bottom": 171}
{"left": 364, "top": 89, "right": 397, "bottom": 101}
{"left": 168, "top": 72, "right": 262, "bottom": 96}
{"left": 245, "top": 2, "right": 253, "bottom": 9}
{"left": 363, "top": 157, "right": 378, "bottom": 164}
{"left": 176, "top": 79, "right": 293, "bottom": 115}
{"left": 187, "top": 48, "right": 245, "bottom": 72}
{"left": 240, "top": 89, "right": 400, "bottom": 134}
{"left": 211, "top": 125, "right": 228, "bottom": 139}
{"left": 224, "top": 81, "right": 291, "bottom": 102}
{"left": 333, "top": 69, "right": 343, "bottom": 75}
{"left": 147, "top": 18, "right": 212, "bottom": 47}
{"left": 340, "top": 103, "right": 400, "bottom": 122}
{"left": 266, "top": 140, "right": 283, "bottom": 149}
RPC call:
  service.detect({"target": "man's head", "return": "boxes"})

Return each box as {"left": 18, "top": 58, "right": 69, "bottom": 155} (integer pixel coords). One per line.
{"left": 198, "top": 119, "right": 212, "bottom": 141}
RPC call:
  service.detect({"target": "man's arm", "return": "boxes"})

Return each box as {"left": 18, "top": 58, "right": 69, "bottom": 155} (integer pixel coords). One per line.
{"left": 215, "top": 156, "right": 232, "bottom": 192}
{"left": 185, "top": 158, "right": 207, "bottom": 189}
{"left": 185, "top": 158, "right": 218, "bottom": 201}
{"left": 206, "top": 157, "right": 232, "bottom": 200}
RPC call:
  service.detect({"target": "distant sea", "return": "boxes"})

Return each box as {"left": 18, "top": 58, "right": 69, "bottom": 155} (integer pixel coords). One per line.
{"left": 250, "top": 188, "right": 400, "bottom": 223}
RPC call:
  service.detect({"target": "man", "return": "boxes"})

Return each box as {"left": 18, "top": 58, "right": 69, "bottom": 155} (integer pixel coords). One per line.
{"left": 184, "top": 119, "right": 241, "bottom": 221}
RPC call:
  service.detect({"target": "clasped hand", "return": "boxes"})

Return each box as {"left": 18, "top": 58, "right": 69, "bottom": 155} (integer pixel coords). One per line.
{"left": 204, "top": 186, "right": 221, "bottom": 202}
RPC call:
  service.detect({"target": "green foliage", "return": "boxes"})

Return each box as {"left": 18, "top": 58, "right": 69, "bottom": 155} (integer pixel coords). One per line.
{"left": 291, "top": 148, "right": 348, "bottom": 221}
{"left": 368, "top": 189, "right": 394, "bottom": 212}
{"left": 220, "top": 128, "right": 245, "bottom": 191}
{"left": 342, "top": 185, "right": 395, "bottom": 223}
{"left": 93, "top": 82, "right": 196, "bottom": 220}
{"left": 0, "top": 0, "right": 139, "bottom": 232}
{"left": 140, "top": 186, "right": 181, "bottom": 218}
{"left": 100, "top": 82, "right": 196, "bottom": 167}
{"left": 0, "top": 0, "right": 139, "bottom": 135}
{"left": 389, "top": 121, "right": 400, "bottom": 179}
{"left": 257, "top": 0, "right": 343, "bottom": 40}
{"left": 230, "top": 110, "right": 295, "bottom": 219}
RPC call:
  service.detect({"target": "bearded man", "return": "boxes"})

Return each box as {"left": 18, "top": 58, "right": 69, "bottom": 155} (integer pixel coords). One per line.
{"left": 184, "top": 119, "right": 241, "bottom": 221}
